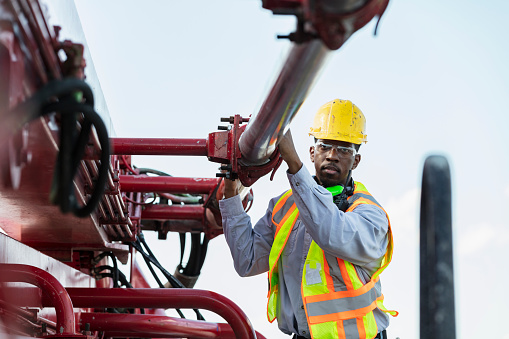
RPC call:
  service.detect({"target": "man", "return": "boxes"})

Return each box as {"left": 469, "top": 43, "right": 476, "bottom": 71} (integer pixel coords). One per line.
{"left": 220, "top": 99, "right": 398, "bottom": 339}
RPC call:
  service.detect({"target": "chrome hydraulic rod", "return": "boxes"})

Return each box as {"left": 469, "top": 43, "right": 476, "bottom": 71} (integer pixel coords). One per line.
{"left": 239, "top": 39, "right": 330, "bottom": 165}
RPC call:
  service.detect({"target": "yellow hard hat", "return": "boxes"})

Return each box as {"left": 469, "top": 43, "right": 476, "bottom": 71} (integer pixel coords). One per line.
{"left": 308, "top": 99, "right": 367, "bottom": 144}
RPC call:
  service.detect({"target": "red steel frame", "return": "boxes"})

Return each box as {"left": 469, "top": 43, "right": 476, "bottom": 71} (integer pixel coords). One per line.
{"left": 0, "top": 0, "right": 391, "bottom": 338}
{"left": 79, "top": 313, "right": 258, "bottom": 339}
{"left": 0, "top": 264, "right": 76, "bottom": 336}
{"left": 6, "top": 282, "right": 260, "bottom": 339}
{"left": 67, "top": 288, "right": 258, "bottom": 339}
{"left": 111, "top": 138, "right": 208, "bottom": 156}
{"left": 119, "top": 175, "right": 221, "bottom": 194}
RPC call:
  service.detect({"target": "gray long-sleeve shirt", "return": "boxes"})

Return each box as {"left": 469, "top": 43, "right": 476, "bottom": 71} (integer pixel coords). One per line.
{"left": 219, "top": 165, "right": 390, "bottom": 338}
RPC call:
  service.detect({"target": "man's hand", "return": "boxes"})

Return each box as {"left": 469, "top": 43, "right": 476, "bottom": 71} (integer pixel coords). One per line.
{"left": 278, "top": 129, "right": 303, "bottom": 174}
{"left": 223, "top": 177, "right": 240, "bottom": 199}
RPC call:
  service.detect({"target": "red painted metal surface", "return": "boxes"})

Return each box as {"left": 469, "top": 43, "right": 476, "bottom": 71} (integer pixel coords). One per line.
{"left": 6, "top": 287, "right": 265, "bottom": 338}
{"left": 0, "top": 0, "right": 136, "bottom": 250}
{"left": 80, "top": 313, "right": 241, "bottom": 339}
{"left": 66, "top": 288, "right": 256, "bottom": 339}
{"left": 111, "top": 138, "right": 208, "bottom": 156}
{"left": 0, "top": 264, "right": 76, "bottom": 335}
{"left": 119, "top": 175, "right": 220, "bottom": 194}
{"left": 0, "top": 0, "right": 392, "bottom": 338}
{"left": 142, "top": 205, "right": 205, "bottom": 220}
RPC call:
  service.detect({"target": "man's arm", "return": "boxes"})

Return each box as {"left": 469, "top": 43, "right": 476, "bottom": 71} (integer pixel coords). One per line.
{"left": 220, "top": 185, "right": 279, "bottom": 277}
{"left": 219, "top": 130, "right": 299, "bottom": 276}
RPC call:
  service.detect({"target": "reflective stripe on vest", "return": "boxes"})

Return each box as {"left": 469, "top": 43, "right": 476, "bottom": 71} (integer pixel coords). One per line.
{"left": 267, "top": 190, "right": 299, "bottom": 323}
{"left": 267, "top": 182, "right": 398, "bottom": 339}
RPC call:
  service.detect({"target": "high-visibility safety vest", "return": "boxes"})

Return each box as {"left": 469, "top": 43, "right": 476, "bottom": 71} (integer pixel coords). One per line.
{"left": 267, "top": 181, "right": 398, "bottom": 339}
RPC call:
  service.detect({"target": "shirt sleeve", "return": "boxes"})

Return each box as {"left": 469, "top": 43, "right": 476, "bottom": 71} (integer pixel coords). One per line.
{"left": 219, "top": 194, "right": 282, "bottom": 277}
{"left": 287, "top": 165, "right": 389, "bottom": 267}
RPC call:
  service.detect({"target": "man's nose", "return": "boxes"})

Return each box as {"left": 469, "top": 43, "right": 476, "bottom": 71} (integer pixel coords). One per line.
{"left": 325, "top": 148, "right": 340, "bottom": 161}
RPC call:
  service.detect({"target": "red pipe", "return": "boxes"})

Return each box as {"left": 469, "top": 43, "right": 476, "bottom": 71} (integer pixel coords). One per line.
{"left": 65, "top": 288, "right": 256, "bottom": 339}
{"left": 111, "top": 138, "right": 208, "bottom": 156}
{"left": 142, "top": 205, "right": 204, "bottom": 220}
{"left": 80, "top": 312, "right": 238, "bottom": 338}
{"left": 0, "top": 264, "right": 76, "bottom": 335}
{"left": 119, "top": 175, "right": 220, "bottom": 194}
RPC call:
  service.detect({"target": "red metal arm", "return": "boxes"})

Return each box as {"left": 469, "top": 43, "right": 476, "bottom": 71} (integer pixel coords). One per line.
{"left": 80, "top": 312, "right": 267, "bottom": 339}
{"left": 119, "top": 175, "right": 221, "bottom": 194}
{"left": 65, "top": 288, "right": 257, "bottom": 339}
{"left": 0, "top": 264, "right": 76, "bottom": 336}
{"left": 142, "top": 205, "right": 205, "bottom": 220}
{"left": 111, "top": 138, "right": 208, "bottom": 156}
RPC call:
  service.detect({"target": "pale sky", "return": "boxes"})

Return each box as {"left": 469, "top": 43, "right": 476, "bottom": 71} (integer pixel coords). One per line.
{"left": 68, "top": 1, "right": 509, "bottom": 338}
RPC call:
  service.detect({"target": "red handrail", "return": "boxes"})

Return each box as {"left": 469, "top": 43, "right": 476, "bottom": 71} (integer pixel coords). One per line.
{"left": 119, "top": 175, "right": 220, "bottom": 194}
{"left": 66, "top": 288, "right": 257, "bottom": 339}
{"left": 80, "top": 312, "right": 267, "bottom": 339}
{"left": 111, "top": 138, "right": 208, "bottom": 156}
{"left": 0, "top": 264, "right": 76, "bottom": 335}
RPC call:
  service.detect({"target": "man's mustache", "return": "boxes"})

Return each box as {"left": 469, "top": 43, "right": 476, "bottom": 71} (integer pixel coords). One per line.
{"left": 321, "top": 164, "right": 340, "bottom": 172}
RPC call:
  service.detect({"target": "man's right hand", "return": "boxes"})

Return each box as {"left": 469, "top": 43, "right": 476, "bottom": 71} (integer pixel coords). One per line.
{"left": 278, "top": 129, "right": 303, "bottom": 174}
{"left": 223, "top": 178, "right": 239, "bottom": 198}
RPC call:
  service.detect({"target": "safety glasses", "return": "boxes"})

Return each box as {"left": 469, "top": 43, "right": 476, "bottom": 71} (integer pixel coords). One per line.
{"left": 314, "top": 141, "right": 357, "bottom": 158}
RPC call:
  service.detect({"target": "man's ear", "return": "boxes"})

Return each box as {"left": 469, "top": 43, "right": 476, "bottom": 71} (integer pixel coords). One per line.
{"left": 309, "top": 146, "right": 315, "bottom": 163}
{"left": 351, "top": 154, "right": 361, "bottom": 170}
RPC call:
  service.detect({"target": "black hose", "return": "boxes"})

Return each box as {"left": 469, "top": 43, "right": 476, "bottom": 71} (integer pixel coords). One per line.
{"left": 182, "top": 234, "right": 209, "bottom": 277}
{"left": 132, "top": 239, "right": 186, "bottom": 319}
{"left": 132, "top": 236, "right": 205, "bottom": 321}
{"left": 7, "top": 78, "right": 94, "bottom": 127}
{"left": 43, "top": 101, "right": 110, "bottom": 217}
{"left": 132, "top": 237, "right": 184, "bottom": 288}
{"left": 95, "top": 266, "right": 130, "bottom": 288}
{"left": 93, "top": 254, "right": 145, "bottom": 314}
{"left": 6, "top": 78, "right": 109, "bottom": 217}
{"left": 95, "top": 252, "right": 119, "bottom": 288}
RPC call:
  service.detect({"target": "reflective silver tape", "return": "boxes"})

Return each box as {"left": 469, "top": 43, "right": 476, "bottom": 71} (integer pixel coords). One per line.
{"left": 305, "top": 263, "right": 323, "bottom": 285}
{"left": 343, "top": 318, "right": 360, "bottom": 339}
{"left": 306, "top": 287, "right": 379, "bottom": 318}
{"left": 348, "top": 193, "right": 381, "bottom": 208}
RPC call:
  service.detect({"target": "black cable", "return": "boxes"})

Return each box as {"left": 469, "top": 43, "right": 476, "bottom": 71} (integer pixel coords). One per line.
{"left": 183, "top": 233, "right": 209, "bottom": 277}
{"left": 198, "top": 236, "right": 209, "bottom": 273}
{"left": 133, "top": 241, "right": 186, "bottom": 319}
{"left": 94, "top": 267, "right": 131, "bottom": 288}
{"left": 136, "top": 168, "right": 172, "bottom": 177}
{"left": 43, "top": 101, "right": 110, "bottom": 217}
{"left": 6, "top": 78, "right": 108, "bottom": 218}
{"left": 137, "top": 168, "right": 202, "bottom": 204}
{"left": 132, "top": 236, "right": 205, "bottom": 320}
{"left": 6, "top": 78, "right": 95, "bottom": 125}
{"left": 140, "top": 251, "right": 165, "bottom": 287}
{"left": 93, "top": 251, "right": 112, "bottom": 263}
{"left": 94, "top": 252, "right": 119, "bottom": 288}
{"left": 93, "top": 254, "right": 145, "bottom": 314}
{"left": 131, "top": 238, "right": 183, "bottom": 288}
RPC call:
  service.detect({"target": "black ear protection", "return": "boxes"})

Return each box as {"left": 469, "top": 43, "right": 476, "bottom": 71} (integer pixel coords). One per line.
{"left": 331, "top": 170, "right": 354, "bottom": 212}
